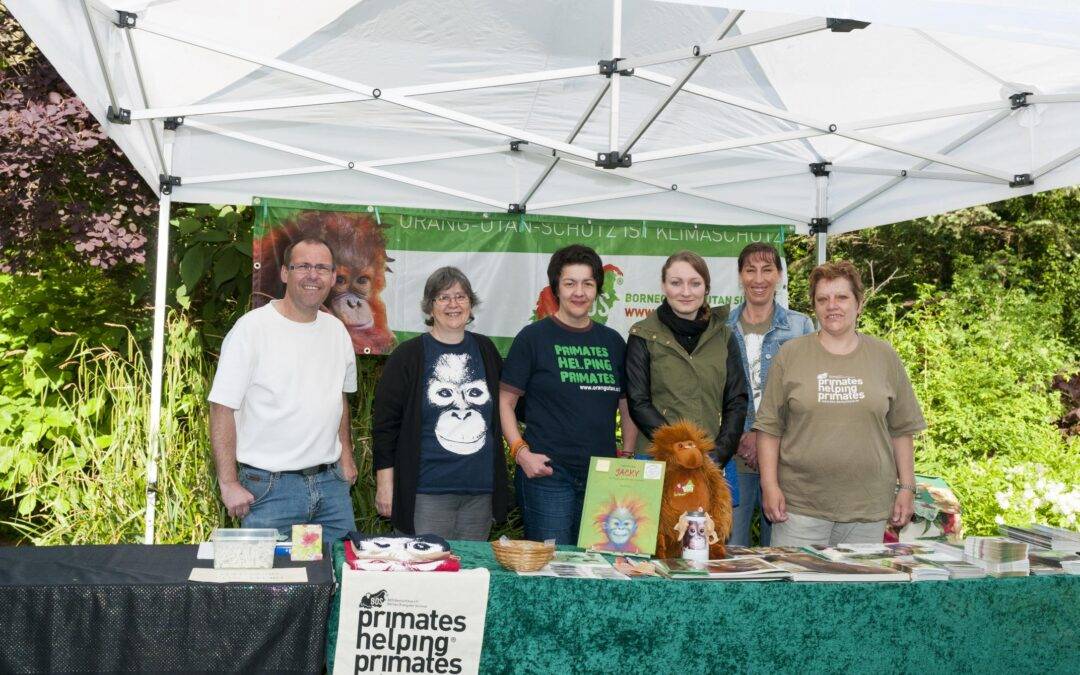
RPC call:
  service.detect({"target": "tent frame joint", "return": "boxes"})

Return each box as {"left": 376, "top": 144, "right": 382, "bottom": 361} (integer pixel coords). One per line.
{"left": 598, "top": 58, "right": 634, "bottom": 78}
{"left": 163, "top": 116, "right": 185, "bottom": 131}
{"left": 1009, "top": 92, "right": 1033, "bottom": 109}
{"left": 159, "top": 173, "right": 182, "bottom": 194}
{"left": 510, "top": 140, "right": 528, "bottom": 152}
{"left": 596, "top": 151, "right": 632, "bottom": 169}
{"left": 827, "top": 18, "right": 870, "bottom": 32}
{"left": 107, "top": 106, "right": 131, "bottom": 125}
{"left": 114, "top": 10, "right": 137, "bottom": 29}
{"left": 1009, "top": 173, "right": 1034, "bottom": 188}
{"left": 810, "top": 161, "right": 832, "bottom": 177}
{"left": 810, "top": 217, "right": 831, "bottom": 235}
{"left": 507, "top": 203, "right": 526, "bottom": 214}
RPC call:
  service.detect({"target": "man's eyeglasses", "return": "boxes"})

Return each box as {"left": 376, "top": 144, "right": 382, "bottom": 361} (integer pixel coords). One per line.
{"left": 287, "top": 263, "right": 334, "bottom": 275}
{"left": 435, "top": 293, "right": 469, "bottom": 305}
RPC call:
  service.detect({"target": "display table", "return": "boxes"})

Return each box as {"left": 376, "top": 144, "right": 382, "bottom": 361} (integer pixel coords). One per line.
{"left": 0, "top": 544, "right": 335, "bottom": 673}
{"left": 328, "top": 540, "right": 1079, "bottom": 674}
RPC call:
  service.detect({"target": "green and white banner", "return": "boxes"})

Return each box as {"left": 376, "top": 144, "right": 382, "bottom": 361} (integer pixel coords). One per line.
{"left": 253, "top": 198, "right": 790, "bottom": 355}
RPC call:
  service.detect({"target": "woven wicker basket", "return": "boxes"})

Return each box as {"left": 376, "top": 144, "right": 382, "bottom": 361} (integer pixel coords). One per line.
{"left": 490, "top": 539, "right": 556, "bottom": 572}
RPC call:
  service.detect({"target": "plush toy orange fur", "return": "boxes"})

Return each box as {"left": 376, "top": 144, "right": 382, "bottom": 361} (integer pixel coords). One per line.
{"left": 649, "top": 420, "right": 733, "bottom": 559}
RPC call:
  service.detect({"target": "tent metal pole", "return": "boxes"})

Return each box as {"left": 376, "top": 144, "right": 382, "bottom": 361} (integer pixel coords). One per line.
{"left": 1028, "top": 94, "right": 1080, "bottom": 104}
{"left": 79, "top": 0, "right": 120, "bottom": 115}
{"left": 618, "top": 17, "right": 829, "bottom": 71}
{"left": 623, "top": 11, "right": 743, "bottom": 155}
{"left": 133, "top": 21, "right": 598, "bottom": 160}
{"left": 815, "top": 171, "right": 829, "bottom": 265}
{"left": 121, "top": 29, "right": 167, "bottom": 177}
{"left": 835, "top": 129, "right": 1013, "bottom": 182}
{"left": 845, "top": 101, "right": 1008, "bottom": 130}
{"left": 608, "top": 0, "right": 623, "bottom": 153}
{"left": 638, "top": 69, "right": 1016, "bottom": 180}
{"left": 914, "top": 30, "right": 1009, "bottom": 86}
{"left": 184, "top": 119, "right": 506, "bottom": 209}
{"left": 144, "top": 128, "right": 173, "bottom": 545}
{"left": 1034, "top": 144, "right": 1080, "bottom": 178}
{"left": 832, "top": 109, "right": 1011, "bottom": 221}
{"left": 528, "top": 168, "right": 808, "bottom": 211}
{"left": 831, "top": 165, "right": 1008, "bottom": 184}
{"left": 518, "top": 82, "right": 610, "bottom": 208}
{"left": 634, "top": 129, "right": 823, "bottom": 163}
{"left": 183, "top": 145, "right": 511, "bottom": 185}
{"left": 555, "top": 155, "right": 807, "bottom": 222}
{"left": 127, "top": 62, "right": 599, "bottom": 121}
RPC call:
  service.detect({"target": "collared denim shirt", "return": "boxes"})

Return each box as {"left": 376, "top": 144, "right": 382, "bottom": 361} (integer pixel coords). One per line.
{"left": 727, "top": 301, "right": 816, "bottom": 433}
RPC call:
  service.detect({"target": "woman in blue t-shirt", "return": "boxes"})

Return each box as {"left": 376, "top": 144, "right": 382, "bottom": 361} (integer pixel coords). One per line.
{"left": 372, "top": 267, "right": 509, "bottom": 539}
{"left": 499, "top": 245, "right": 638, "bottom": 544}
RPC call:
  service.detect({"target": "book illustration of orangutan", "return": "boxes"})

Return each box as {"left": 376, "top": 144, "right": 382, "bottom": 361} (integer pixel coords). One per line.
{"left": 253, "top": 210, "right": 396, "bottom": 354}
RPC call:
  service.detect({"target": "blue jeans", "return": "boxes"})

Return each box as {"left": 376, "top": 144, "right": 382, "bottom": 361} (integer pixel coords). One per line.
{"left": 728, "top": 469, "right": 771, "bottom": 547}
{"left": 238, "top": 463, "right": 356, "bottom": 542}
{"left": 515, "top": 463, "right": 587, "bottom": 545}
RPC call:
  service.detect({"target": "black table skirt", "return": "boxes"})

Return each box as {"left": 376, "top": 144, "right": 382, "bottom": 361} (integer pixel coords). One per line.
{"left": 0, "top": 544, "right": 335, "bottom": 674}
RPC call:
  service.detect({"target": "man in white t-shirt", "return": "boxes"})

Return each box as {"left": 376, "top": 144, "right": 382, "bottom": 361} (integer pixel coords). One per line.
{"left": 209, "top": 236, "right": 359, "bottom": 541}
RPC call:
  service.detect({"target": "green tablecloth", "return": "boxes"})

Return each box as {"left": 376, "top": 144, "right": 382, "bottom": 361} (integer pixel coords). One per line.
{"left": 327, "top": 541, "right": 1079, "bottom": 674}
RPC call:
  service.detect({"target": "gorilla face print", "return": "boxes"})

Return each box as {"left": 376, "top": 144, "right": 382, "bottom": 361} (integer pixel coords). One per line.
{"left": 427, "top": 353, "right": 490, "bottom": 455}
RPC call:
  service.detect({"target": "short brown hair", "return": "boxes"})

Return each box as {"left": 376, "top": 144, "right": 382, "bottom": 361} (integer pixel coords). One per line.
{"left": 661, "top": 250, "right": 710, "bottom": 293}
{"left": 809, "top": 260, "right": 865, "bottom": 305}
{"left": 283, "top": 235, "right": 336, "bottom": 267}
{"left": 737, "top": 242, "right": 782, "bottom": 271}
{"left": 547, "top": 244, "right": 604, "bottom": 303}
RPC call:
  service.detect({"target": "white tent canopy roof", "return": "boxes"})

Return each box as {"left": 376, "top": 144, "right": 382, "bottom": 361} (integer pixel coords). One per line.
{"left": 10, "top": 0, "right": 1080, "bottom": 234}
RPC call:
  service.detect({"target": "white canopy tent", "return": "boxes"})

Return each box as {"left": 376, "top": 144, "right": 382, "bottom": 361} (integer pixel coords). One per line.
{"left": 9, "top": 0, "right": 1080, "bottom": 543}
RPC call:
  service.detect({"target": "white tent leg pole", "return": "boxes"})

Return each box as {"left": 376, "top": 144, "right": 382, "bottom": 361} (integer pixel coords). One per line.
{"left": 608, "top": 0, "right": 622, "bottom": 154}
{"left": 144, "top": 132, "right": 173, "bottom": 545}
{"left": 814, "top": 169, "right": 829, "bottom": 265}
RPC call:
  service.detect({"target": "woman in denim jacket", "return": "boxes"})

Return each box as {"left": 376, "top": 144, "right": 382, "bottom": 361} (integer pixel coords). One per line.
{"left": 726, "top": 243, "right": 815, "bottom": 547}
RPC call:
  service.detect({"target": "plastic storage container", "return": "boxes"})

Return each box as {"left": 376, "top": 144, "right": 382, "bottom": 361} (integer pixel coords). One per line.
{"left": 212, "top": 528, "right": 278, "bottom": 569}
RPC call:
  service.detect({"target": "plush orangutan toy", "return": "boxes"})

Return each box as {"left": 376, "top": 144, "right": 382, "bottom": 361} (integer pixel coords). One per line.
{"left": 649, "top": 420, "right": 733, "bottom": 559}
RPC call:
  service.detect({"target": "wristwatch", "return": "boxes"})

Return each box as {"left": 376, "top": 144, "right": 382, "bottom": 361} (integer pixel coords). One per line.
{"left": 897, "top": 483, "right": 917, "bottom": 493}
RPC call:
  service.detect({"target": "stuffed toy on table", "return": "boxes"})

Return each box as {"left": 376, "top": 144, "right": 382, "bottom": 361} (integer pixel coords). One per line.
{"left": 648, "top": 420, "right": 733, "bottom": 559}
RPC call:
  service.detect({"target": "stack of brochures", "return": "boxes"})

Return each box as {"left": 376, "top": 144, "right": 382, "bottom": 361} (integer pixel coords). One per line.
{"left": 1000, "top": 524, "right": 1080, "bottom": 553}
{"left": 963, "top": 537, "right": 1029, "bottom": 577}
{"left": 653, "top": 557, "right": 791, "bottom": 581}
{"left": 875, "top": 558, "right": 950, "bottom": 581}
{"left": 1027, "top": 549, "right": 1080, "bottom": 575}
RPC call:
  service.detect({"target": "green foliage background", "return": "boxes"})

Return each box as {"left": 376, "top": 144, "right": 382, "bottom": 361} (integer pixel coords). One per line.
{"left": 0, "top": 0, "right": 1076, "bottom": 542}
{"left": 2, "top": 195, "right": 1077, "bottom": 544}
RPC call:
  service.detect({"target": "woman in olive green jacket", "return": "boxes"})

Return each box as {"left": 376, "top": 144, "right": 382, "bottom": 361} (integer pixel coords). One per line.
{"left": 625, "top": 251, "right": 749, "bottom": 498}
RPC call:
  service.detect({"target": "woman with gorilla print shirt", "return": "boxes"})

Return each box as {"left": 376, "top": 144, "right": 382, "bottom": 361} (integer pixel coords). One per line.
{"left": 372, "top": 267, "right": 509, "bottom": 540}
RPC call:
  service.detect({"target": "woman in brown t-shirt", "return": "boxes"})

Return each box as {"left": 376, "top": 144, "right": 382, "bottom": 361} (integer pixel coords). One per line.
{"left": 753, "top": 261, "right": 926, "bottom": 547}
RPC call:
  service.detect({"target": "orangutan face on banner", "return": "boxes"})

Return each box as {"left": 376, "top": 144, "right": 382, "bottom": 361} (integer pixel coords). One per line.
{"left": 253, "top": 211, "right": 396, "bottom": 354}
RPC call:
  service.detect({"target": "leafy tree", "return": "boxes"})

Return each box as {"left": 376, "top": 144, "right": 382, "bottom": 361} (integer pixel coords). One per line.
{"left": 0, "top": 3, "right": 154, "bottom": 270}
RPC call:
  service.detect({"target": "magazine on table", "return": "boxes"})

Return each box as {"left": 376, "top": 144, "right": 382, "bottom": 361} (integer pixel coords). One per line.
{"left": 806, "top": 542, "right": 937, "bottom": 562}
{"left": 516, "top": 550, "right": 630, "bottom": 580}
{"left": 653, "top": 557, "right": 791, "bottom": 581}
{"left": 762, "top": 552, "right": 910, "bottom": 582}
{"left": 723, "top": 546, "right": 803, "bottom": 558}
